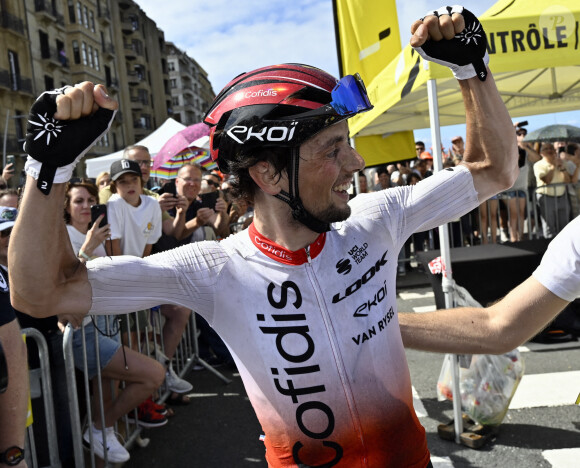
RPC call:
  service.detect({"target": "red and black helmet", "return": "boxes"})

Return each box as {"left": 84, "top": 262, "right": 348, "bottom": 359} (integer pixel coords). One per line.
{"left": 203, "top": 63, "right": 372, "bottom": 173}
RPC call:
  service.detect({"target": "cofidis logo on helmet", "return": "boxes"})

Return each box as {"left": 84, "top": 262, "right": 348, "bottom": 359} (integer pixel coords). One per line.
{"left": 227, "top": 122, "right": 297, "bottom": 145}
{"left": 244, "top": 89, "right": 278, "bottom": 99}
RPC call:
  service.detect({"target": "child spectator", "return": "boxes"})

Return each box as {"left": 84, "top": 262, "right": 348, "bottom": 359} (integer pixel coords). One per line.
{"left": 106, "top": 159, "right": 162, "bottom": 257}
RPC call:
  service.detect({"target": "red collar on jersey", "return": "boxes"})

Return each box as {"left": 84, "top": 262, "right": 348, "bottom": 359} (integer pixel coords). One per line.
{"left": 248, "top": 223, "right": 326, "bottom": 265}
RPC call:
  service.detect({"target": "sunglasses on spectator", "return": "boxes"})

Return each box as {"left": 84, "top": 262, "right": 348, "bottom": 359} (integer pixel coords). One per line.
{"left": 203, "top": 179, "right": 219, "bottom": 187}
{"left": 1, "top": 229, "right": 12, "bottom": 238}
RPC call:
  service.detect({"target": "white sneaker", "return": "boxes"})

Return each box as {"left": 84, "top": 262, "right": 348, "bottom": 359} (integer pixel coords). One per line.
{"left": 83, "top": 424, "right": 130, "bottom": 463}
{"left": 165, "top": 365, "right": 193, "bottom": 393}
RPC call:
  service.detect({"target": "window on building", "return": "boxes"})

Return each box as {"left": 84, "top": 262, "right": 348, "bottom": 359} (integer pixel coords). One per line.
{"left": 56, "top": 40, "right": 67, "bottom": 67}
{"left": 7, "top": 50, "right": 20, "bottom": 91}
{"left": 44, "top": 75, "right": 54, "bottom": 91}
{"left": 105, "top": 65, "right": 112, "bottom": 86}
{"left": 88, "top": 45, "right": 93, "bottom": 67}
{"left": 172, "top": 96, "right": 179, "bottom": 106}
{"left": 168, "top": 61, "right": 175, "bottom": 72}
{"left": 138, "top": 88, "right": 148, "bottom": 105}
{"left": 89, "top": 10, "right": 95, "bottom": 32}
{"left": 39, "top": 31, "right": 50, "bottom": 59}
{"left": 72, "top": 40, "right": 80, "bottom": 64}
{"left": 81, "top": 42, "right": 87, "bottom": 65}
{"left": 94, "top": 49, "right": 99, "bottom": 71}
{"left": 83, "top": 6, "right": 89, "bottom": 28}
{"left": 14, "top": 110, "right": 24, "bottom": 145}
{"left": 76, "top": 2, "right": 82, "bottom": 24}
{"left": 68, "top": 0, "right": 75, "bottom": 22}
{"left": 170, "top": 78, "right": 176, "bottom": 88}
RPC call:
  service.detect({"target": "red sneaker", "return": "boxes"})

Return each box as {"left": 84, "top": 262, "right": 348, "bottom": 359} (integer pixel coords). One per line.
{"left": 145, "top": 396, "right": 168, "bottom": 416}
{"left": 127, "top": 399, "right": 168, "bottom": 428}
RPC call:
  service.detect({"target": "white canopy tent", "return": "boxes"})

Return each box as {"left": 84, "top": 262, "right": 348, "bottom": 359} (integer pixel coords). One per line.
{"left": 84, "top": 118, "right": 186, "bottom": 178}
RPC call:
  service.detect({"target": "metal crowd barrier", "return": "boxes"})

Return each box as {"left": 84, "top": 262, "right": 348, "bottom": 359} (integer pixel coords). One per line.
{"left": 398, "top": 181, "right": 579, "bottom": 270}
{"left": 24, "top": 306, "right": 230, "bottom": 467}
{"left": 21, "top": 327, "right": 62, "bottom": 468}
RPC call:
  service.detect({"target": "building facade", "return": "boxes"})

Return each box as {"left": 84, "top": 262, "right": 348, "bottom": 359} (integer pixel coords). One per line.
{"left": 0, "top": 0, "right": 213, "bottom": 182}
{"left": 166, "top": 41, "right": 214, "bottom": 126}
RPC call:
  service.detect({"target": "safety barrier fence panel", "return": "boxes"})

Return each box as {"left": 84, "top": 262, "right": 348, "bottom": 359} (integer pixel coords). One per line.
{"left": 21, "top": 327, "right": 62, "bottom": 468}
{"left": 24, "top": 306, "right": 229, "bottom": 467}
{"left": 398, "top": 181, "right": 579, "bottom": 269}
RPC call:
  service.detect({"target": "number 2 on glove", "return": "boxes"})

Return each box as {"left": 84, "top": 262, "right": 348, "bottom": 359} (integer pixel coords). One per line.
{"left": 414, "top": 6, "right": 489, "bottom": 82}
{"left": 24, "top": 86, "right": 116, "bottom": 195}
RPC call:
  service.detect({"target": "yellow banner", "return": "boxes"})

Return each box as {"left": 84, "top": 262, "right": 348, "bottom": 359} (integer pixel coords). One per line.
{"left": 354, "top": 131, "right": 415, "bottom": 166}
{"left": 334, "top": 0, "right": 416, "bottom": 166}
{"left": 483, "top": 0, "right": 580, "bottom": 72}
{"left": 334, "top": 0, "right": 402, "bottom": 84}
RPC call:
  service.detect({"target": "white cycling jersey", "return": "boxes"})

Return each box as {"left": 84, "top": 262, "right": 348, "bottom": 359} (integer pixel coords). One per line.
{"left": 87, "top": 165, "right": 479, "bottom": 467}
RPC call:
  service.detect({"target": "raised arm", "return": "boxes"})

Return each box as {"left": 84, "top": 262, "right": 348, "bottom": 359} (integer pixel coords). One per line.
{"left": 9, "top": 82, "right": 118, "bottom": 318}
{"left": 410, "top": 7, "right": 518, "bottom": 201}
{"left": 399, "top": 276, "right": 570, "bottom": 355}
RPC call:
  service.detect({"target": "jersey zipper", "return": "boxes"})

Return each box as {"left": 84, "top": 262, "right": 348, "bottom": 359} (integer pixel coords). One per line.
{"left": 304, "top": 246, "right": 369, "bottom": 467}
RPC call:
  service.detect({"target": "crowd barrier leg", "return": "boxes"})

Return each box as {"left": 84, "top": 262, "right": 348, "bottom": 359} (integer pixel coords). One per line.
{"left": 150, "top": 308, "right": 231, "bottom": 391}
{"left": 188, "top": 313, "right": 231, "bottom": 384}
{"left": 21, "top": 327, "right": 62, "bottom": 468}
{"left": 62, "top": 324, "right": 85, "bottom": 468}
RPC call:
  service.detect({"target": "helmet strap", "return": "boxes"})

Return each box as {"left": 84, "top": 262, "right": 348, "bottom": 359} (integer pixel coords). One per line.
{"left": 274, "top": 147, "right": 330, "bottom": 233}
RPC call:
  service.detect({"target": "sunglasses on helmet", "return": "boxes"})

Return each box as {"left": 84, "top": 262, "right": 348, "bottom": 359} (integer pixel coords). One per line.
{"left": 329, "top": 73, "right": 373, "bottom": 116}
{"left": 283, "top": 73, "right": 373, "bottom": 122}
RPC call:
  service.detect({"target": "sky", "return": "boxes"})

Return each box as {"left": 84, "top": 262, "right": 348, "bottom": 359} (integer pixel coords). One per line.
{"left": 135, "top": 0, "right": 579, "bottom": 157}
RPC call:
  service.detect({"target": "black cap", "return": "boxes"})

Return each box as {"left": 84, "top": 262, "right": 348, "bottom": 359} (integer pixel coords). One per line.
{"left": 110, "top": 159, "right": 142, "bottom": 181}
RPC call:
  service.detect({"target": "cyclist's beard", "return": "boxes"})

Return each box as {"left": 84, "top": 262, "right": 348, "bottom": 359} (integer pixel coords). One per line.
{"left": 309, "top": 203, "right": 352, "bottom": 225}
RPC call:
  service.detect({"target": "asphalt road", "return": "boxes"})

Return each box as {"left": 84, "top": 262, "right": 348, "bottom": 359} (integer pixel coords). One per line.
{"left": 124, "top": 283, "right": 580, "bottom": 468}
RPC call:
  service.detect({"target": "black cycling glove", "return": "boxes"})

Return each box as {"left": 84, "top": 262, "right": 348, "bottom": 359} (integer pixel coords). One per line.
{"left": 413, "top": 6, "right": 489, "bottom": 81}
{"left": 24, "top": 86, "right": 116, "bottom": 195}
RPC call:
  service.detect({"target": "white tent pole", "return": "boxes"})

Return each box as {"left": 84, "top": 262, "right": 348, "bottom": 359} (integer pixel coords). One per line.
{"left": 427, "top": 78, "right": 463, "bottom": 443}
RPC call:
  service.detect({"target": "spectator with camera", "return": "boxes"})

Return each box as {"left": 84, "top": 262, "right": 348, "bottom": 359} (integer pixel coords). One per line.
{"left": 534, "top": 142, "right": 572, "bottom": 238}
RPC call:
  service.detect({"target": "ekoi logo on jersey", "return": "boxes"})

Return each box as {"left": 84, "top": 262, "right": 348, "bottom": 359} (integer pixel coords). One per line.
{"left": 226, "top": 122, "right": 297, "bottom": 145}
{"left": 258, "top": 280, "right": 343, "bottom": 466}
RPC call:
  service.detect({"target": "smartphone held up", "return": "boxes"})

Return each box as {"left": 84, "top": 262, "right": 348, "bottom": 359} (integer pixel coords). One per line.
{"left": 90, "top": 204, "right": 108, "bottom": 228}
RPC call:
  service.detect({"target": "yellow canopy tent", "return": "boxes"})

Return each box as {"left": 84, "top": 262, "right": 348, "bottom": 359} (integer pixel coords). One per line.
{"left": 350, "top": 0, "right": 580, "bottom": 137}
{"left": 333, "top": 0, "right": 415, "bottom": 165}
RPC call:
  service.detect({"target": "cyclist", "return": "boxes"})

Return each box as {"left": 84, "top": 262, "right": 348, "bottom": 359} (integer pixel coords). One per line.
{"left": 11, "top": 7, "right": 518, "bottom": 467}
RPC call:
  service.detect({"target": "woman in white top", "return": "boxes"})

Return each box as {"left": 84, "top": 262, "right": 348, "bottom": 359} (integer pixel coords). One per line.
{"left": 65, "top": 181, "right": 166, "bottom": 463}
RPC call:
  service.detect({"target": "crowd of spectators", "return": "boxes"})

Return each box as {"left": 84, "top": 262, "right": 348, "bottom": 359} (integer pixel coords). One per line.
{"left": 358, "top": 126, "right": 580, "bottom": 274}
{"left": 0, "top": 142, "right": 250, "bottom": 465}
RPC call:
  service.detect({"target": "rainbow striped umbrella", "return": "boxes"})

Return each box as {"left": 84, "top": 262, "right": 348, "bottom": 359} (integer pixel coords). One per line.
{"left": 152, "top": 122, "right": 214, "bottom": 179}
{"left": 151, "top": 147, "right": 216, "bottom": 179}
